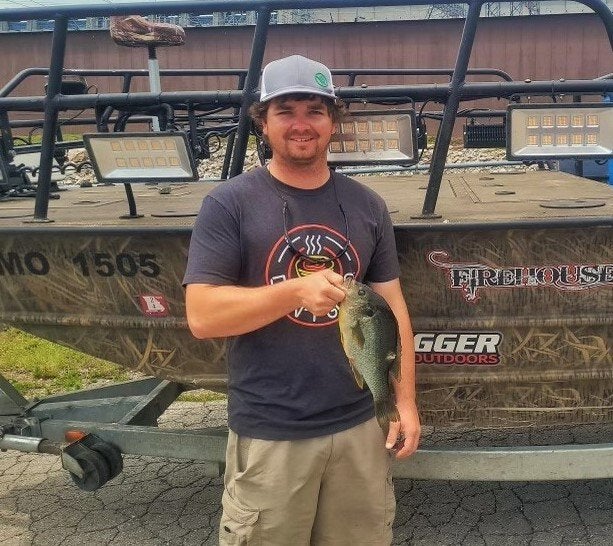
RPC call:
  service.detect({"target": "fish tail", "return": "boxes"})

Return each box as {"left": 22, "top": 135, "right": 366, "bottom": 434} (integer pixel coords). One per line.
{"left": 374, "top": 399, "right": 400, "bottom": 436}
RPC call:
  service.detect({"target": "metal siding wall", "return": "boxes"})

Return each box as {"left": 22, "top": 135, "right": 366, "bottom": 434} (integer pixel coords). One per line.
{"left": 0, "top": 15, "right": 610, "bottom": 97}
{"left": 0, "top": 15, "right": 610, "bottom": 138}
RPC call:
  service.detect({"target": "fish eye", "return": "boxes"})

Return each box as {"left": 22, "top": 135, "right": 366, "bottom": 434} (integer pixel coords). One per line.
{"left": 358, "top": 289, "right": 366, "bottom": 296}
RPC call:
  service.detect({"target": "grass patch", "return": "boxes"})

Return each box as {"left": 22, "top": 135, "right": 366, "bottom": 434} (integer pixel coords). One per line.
{"left": 178, "top": 390, "right": 227, "bottom": 403}
{"left": 13, "top": 133, "right": 82, "bottom": 146}
{"left": 0, "top": 327, "right": 129, "bottom": 399}
{"left": 0, "top": 327, "right": 227, "bottom": 404}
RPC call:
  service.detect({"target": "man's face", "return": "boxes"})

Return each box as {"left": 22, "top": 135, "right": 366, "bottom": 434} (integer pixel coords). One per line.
{"left": 262, "top": 95, "right": 335, "bottom": 167}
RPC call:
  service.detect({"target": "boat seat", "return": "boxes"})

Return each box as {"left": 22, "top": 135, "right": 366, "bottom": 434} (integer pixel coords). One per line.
{"left": 108, "top": 16, "right": 185, "bottom": 133}
{"left": 110, "top": 15, "right": 185, "bottom": 48}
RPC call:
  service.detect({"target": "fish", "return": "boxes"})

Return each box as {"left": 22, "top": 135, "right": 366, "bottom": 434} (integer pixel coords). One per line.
{"left": 338, "top": 278, "right": 401, "bottom": 435}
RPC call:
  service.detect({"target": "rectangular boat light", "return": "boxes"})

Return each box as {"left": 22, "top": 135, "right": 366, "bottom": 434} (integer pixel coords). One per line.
{"left": 328, "top": 110, "right": 418, "bottom": 166}
{"left": 507, "top": 104, "right": 613, "bottom": 160}
{"left": 83, "top": 132, "right": 198, "bottom": 184}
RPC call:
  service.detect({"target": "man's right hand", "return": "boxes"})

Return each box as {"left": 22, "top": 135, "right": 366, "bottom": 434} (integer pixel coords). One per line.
{"left": 294, "top": 269, "right": 345, "bottom": 317}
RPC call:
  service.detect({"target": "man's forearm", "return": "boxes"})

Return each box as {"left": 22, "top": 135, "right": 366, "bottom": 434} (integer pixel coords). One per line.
{"left": 186, "top": 269, "right": 346, "bottom": 339}
{"left": 186, "top": 281, "right": 302, "bottom": 338}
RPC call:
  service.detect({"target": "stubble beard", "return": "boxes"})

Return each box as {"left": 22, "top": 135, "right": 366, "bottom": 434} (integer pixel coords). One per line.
{"left": 282, "top": 136, "right": 328, "bottom": 167}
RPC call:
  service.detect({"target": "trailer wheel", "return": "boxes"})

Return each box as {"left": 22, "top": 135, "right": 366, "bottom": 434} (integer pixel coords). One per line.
{"left": 90, "top": 440, "right": 123, "bottom": 480}
{"left": 69, "top": 448, "right": 111, "bottom": 492}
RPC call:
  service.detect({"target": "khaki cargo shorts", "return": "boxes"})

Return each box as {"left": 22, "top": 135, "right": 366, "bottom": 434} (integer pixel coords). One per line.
{"left": 219, "top": 417, "right": 395, "bottom": 545}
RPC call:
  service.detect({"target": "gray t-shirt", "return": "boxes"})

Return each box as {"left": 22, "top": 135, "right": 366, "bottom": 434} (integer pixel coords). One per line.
{"left": 183, "top": 166, "right": 400, "bottom": 440}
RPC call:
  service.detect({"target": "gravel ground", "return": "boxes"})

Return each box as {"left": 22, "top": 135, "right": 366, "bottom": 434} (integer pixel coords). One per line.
{"left": 60, "top": 143, "right": 530, "bottom": 187}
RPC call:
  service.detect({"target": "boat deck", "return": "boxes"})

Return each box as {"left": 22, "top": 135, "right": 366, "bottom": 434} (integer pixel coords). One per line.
{"left": 1, "top": 169, "right": 612, "bottom": 231}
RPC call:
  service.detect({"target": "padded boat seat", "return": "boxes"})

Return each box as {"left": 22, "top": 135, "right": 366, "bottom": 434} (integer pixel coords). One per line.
{"left": 110, "top": 15, "right": 185, "bottom": 48}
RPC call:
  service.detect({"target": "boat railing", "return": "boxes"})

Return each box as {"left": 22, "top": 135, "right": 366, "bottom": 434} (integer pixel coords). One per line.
{"left": 0, "top": 0, "right": 610, "bottom": 220}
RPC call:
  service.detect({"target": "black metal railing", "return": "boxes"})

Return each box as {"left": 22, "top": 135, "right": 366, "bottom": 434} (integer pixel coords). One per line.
{"left": 0, "top": 0, "right": 610, "bottom": 220}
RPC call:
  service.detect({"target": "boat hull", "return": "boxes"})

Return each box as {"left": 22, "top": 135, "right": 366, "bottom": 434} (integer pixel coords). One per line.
{"left": 2, "top": 216, "right": 611, "bottom": 429}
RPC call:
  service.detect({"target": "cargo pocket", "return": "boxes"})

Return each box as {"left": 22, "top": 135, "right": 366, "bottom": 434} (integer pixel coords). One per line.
{"left": 219, "top": 490, "right": 260, "bottom": 546}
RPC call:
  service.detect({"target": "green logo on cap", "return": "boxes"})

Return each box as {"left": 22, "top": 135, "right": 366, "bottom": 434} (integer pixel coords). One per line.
{"left": 314, "top": 72, "right": 328, "bottom": 88}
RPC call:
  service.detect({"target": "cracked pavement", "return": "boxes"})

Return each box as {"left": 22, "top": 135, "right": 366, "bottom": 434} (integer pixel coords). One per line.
{"left": 2, "top": 402, "right": 613, "bottom": 545}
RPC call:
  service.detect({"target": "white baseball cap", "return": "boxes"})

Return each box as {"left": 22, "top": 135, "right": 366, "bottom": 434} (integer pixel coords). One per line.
{"left": 260, "top": 55, "right": 336, "bottom": 103}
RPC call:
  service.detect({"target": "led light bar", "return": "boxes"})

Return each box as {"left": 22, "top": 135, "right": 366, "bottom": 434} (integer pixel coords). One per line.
{"left": 507, "top": 103, "right": 613, "bottom": 160}
{"left": 83, "top": 132, "right": 198, "bottom": 184}
{"left": 328, "top": 110, "right": 418, "bottom": 166}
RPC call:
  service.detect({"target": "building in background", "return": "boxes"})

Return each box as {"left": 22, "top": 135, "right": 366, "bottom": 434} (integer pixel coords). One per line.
{"left": 0, "top": 1, "right": 612, "bottom": 32}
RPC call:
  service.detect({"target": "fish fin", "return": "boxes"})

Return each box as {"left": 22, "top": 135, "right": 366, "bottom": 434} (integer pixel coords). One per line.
{"left": 349, "top": 358, "right": 365, "bottom": 389}
{"left": 374, "top": 399, "right": 400, "bottom": 436}
{"left": 340, "top": 321, "right": 366, "bottom": 389}
{"left": 339, "top": 318, "right": 364, "bottom": 355}
{"left": 389, "top": 329, "right": 402, "bottom": 382}
{"left": 339, "top": 328, "right": 349, "bottom": 356}
{"left": 351, "top": 322, "right": 365, "bottom": 350}
{"left": 390, "top": 356, "right": 401, "bottom": 382}
{"left": 348, "top": 323, "right": 366, "bottom": 388}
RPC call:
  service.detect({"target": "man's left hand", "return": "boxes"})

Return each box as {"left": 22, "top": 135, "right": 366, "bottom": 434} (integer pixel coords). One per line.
{"left": 386, "top": 400, "right": 421, "bottom": 459}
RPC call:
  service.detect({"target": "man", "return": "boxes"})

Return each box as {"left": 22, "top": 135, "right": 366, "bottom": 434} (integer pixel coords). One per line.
{"left": 184, "top": 54, "right": 420, "bottom": 545}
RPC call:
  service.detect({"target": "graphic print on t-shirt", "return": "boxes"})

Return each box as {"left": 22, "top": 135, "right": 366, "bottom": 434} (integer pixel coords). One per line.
{"left": 265, "top": 223, "right": 361, "bottom": 327}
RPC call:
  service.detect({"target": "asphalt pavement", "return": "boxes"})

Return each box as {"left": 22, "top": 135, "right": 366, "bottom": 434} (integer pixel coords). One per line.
{"left": 2, "top": 402, "right": 613, "bottom": 545}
